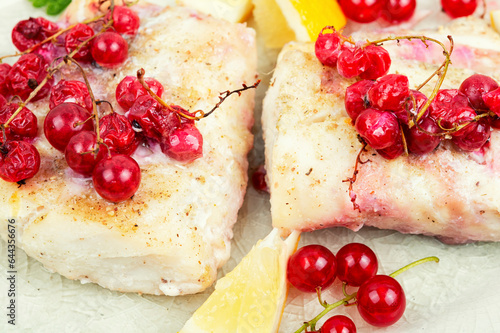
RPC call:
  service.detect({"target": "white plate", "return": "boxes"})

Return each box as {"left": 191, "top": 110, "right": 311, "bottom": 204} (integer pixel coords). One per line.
{"left": 1, "top": 1, "right": 500, "bottom": 332}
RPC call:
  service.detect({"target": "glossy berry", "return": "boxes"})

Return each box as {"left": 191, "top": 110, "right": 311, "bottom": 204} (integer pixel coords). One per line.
{"left": 320, "top": 315, "right": 357, "bottom": 333}
{"left": 127, "top": 95, "right": 179, "bottom": 141}
{"left": 252, "top": 165, "right": 269, "bottom": 193}
{"left": 115, "top": 75, "right": 164, "bottom": 110}
{"left": 345, "top": 80, "right": 374, "bottom": 121}
{"left": 99, "top": 112, "right": 139, "bottom": 155}
{"left": 428, "top": 89, "right": 469, "bottom": 127}
{"left": 368, "top": 74, "right": 410, "bottom": 111}
{"left": 65, "top": 23, "right": 95, "bottom": 62}
{"left": 392, "top": 89, "right": 428, "bottom": 124}
{"left": 8, "top": 53, "right": 54, "bottom": 101}
{"left": 338, "top": 0, "right": 385, "bottom": 23}
{"left": 359, "top": 45, "right": 391, "bottom": 80}
{"left": 0, "top": 95, "right": 6, "bottom": 111}
{"left": 11, "top": 17, "right": 59, "bottom": 52}
{"left": 65, "top": 131, "right": 106, "bottom": 176}
{"left": 91, "top": 31, "right": 128, "bottom": 68}
{"left": 452, "top": 118, "right": 490, "bottom": 151}
{"left": 491, "top": 116, "right": 500, "bottom": 129}
{"left": 376, "top": 138, "right": 404, "bottom": 160}
{"left": 381, "top": 0, "right": 416, "bottom": 23}
{"left": 315, "top": 28, "right": 343, "bottom": 67}
{"left": 0, "top": 140, "right": 40, "bottom": 183}
{"left": 92, "top": 154, "right": 141, "bottom": 202}
{"left": 49, "top": 79, "right": 93, "bottom": 113}
{"left": 44, "top": 102, "right": 94, "bottom": 152}
{"left": 336, "top": 243, "right": 378, "bottom": 287}
{"left": 337, "top": 47, "right": 369, "bottom": 78}
{"left": 406, "top": 117, "right": 441, "bottom": 155}
{"left": 356, "top": 275, "right": 406, "bottom": 327}
{"left": 441, "top": 0, "right": 477, "bottom": 18}
{"left": 108, "top": 6, "right": 140, "bottom": 37}
{"left": 0, "top": 103, "right": 38, "bottom": 141}
{"left": 355, "top": 109, "right": 400, "bottom": 150}
{"left": 0, "top": 63, "right": 12, "bottom": 97}
{"left": 459, "top": 74, "right": 499, "bottom": 111}
{"left": 483, "top": 87, "right": 500, "bottom": 116}
{"left": 287, "top": 244, "right": 337, "bottom": 293}
{"left": 162, "top": 123, "right": 203, "bottom": 162}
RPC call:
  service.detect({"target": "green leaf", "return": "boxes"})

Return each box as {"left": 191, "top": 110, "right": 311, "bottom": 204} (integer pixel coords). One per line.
{"left": 32, "top": 0, "right": 49, "bottom": 8}
{"left": 46, "top": 2, "right": 63, "bottom": 15}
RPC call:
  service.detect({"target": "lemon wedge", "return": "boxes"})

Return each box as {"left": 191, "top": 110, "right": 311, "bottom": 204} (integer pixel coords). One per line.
{"left": 491, "top": 10, "right": 500, "bottom": 34}
{"left": 176, "top": 0, "right": 254, "bottom": 23}
{"left": 253, "top": 0, "right": 346, "bottom": 48}
{"left": 179, "top": 228, "right": 300, "bottom": 333}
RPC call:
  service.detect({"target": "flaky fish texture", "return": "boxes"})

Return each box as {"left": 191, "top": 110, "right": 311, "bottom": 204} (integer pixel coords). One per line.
{"left": 0, "top": 4, "right": 257, "bottom": 295}
{"left": 263, "top": 17, "right": 500, "bottom": 244}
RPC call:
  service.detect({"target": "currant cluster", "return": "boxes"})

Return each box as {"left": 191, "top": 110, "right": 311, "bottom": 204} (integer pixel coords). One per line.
{"left": 338, "top": 0, "right": 416, "bottom": 23}
{"left": 316, "top": 29, "right": 499, "bottom": 160}
{"left": 0, "top": 5, "right": 142, "bottom": 197}
{"left": 287, "top": 243, "right": 438, "bottom": 333}
{"left": 338, "top": 0, "right": 477, "bottom": 24}
{"left": 117, "top": 75, "right": 203, "bottom": 162}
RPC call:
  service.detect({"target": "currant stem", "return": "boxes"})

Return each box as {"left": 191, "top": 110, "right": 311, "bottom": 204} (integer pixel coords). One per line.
{"left": 63, "top": 56, "right": 102, "bottom": 143}
{"left": 389, "top": 256, "right": 439, "bottom": 278}
{"left": 342, "top": 138, "right": 369, "bottom": 212}
{"left": 136, "top": 68, "right": 178, "bottom": 114}
{"left": 365, "top": 35, "right": 454, "bottom": 128}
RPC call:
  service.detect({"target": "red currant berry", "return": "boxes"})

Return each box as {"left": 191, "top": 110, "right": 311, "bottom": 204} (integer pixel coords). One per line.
{"left": 99, "top": 112, "right": 139, "bottom": 155}
{"left": 483, "top": 87, "right": 500, "bottom": 116}
{"left": 406, "top": 116, "right": 441, "bottom": 155}
{"left": 359, "top": 45, "right": 391, "bottom": 80}
{"left": 91, "top": 31, "right": 128, "bottom": 68}
{"left": 337, "top": 47, "right": 369, "bottom": 78}
{"left": 355, "top": 109, "right": 400, "bottom": 150}
{"left": 345, "top": 80, "right": 374, "bottom": 121}
{"left": 65, "top": 23, "right": 95, "bottom": 62}
{"left": 287, "top": 244, "right": 337, "bottom": 293}
{"left": 44, "top": 102, "right": 94, "bottom": 152}
{"left": 252, "top": 165, "right": 269, "bottom": 193}
{"left": 338, "top": 0, "right": 385, "bottom": 23}
{"left": 441, "top": 0, "right": 477, "bottom": 18}
{"left": 0, "top": 63, "right": 12, "bottom": 97}
{"left": 115, "top": 75, "right": 164, "bottom": 110}
{"left": 428, "top": 89, "right": 469, "bottom": 127}
{"left": 92, "top": 154, "right": 141, "bottom": 202}
{"left": 356, "top": 275, "right": 406, "bottom": 327}
{"left": 127, "top": 95, "right": 179, "bottom": 141}
{"left": 0, "top": 140, "right": 40, "bottom": 183}
{"left": 392, "top": 89, "right": 428, "bottom": 124}
{"left": 11, "top": 17, "right": 59, "bottom": 52}
{"left": 491, "top": 116, "right": 500, "bottom": 129}
{"left": 315, "top": 28, "right": 343, "bottom": 67}
{"left": 0, "top": 95, "right": 6, "bottom": 111}
{"left": 0, "top": 103, "right": 38, "bottom": 141}
{"left": 376, "top": 138, "right": 404, "bottom": 159}
{"left": 336, "top": 243, "right": 378, "bottom": 287}
{"left": 162, "top": 123, "right": 203, "bottom": 162}
{"left": 452, "top": 117, "right": 490, "bottom": 151}
{"left": 108, "top": 6, "right": 140, "bottom": 37}
{"left": 320, "top": 315, "right": 357, "bottom": 333}
{"left": 368, "top": 74, "right": 410, "bottom": 111}
{"left": 381, "top": 0, "right": 416, "bottom": 23}
{"left": 50, "top": 79, "right": 93, "bottom": 113}
{"left": 459, "top": 74, "right": 499, "bottom": 111}
{"left": 8, "top": 53, "right": 54, "bottom": 101}
{"left": 65, "top": 131, "right": 106, "bottom": 176}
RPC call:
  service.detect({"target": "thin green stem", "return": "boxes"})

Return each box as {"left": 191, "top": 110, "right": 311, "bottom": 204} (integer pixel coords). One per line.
{"left": 389, "top": 256, "right": 440, "bottom": 278}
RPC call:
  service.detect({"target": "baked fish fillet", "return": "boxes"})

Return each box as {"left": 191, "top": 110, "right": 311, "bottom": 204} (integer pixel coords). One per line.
{"left": 0, "top": 4, "right": 256, "bottom": 295}
{"left": 263, "top": 18, "right": 500, "bottom": 244}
